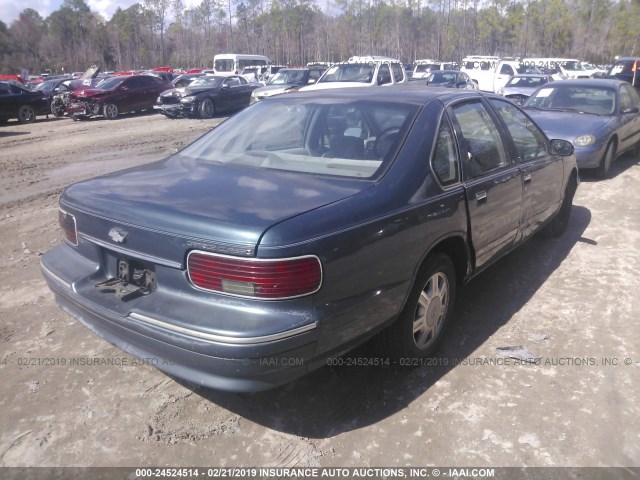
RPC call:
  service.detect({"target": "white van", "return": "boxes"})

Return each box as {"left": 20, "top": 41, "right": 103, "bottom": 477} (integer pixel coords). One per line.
{"left": 213, "top": 54, "right": 271, "bottom": 75}
{"left": 301, "top": 56, "right": 406, "bottom": 91}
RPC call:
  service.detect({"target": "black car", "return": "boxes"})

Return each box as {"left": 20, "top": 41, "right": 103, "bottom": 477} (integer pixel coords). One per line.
{"left": 0, "top": 81, "right": 49, "bottom": 124}
{"left": 155, "top": 75, "right": 257, "bottom": 119}
{"left": 42, "top": 87, "right": 578, "bottom": 392}
{"left": 605, "top": 57, "right": 640, "bottom": 88}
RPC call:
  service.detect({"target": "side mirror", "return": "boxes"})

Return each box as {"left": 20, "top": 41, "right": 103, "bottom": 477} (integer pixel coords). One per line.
{"left": 307, "top": 78, "right": 316, "bottom": 84}
{"left": 120, "top": 85, "right": 129, "bottom": 91}
{"left": 221, "top": 84, "right": 230, "bottom": 90}
{"left": 622, "top": 107, "right": 639, "bottom": 115}
{"left": 550, "top": 139, "right": 574, "bottom": 156}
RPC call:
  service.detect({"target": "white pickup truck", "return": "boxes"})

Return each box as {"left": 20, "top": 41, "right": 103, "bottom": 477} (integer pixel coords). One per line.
{"left": 460, "top": 56, "right": 542, "bottom": 92}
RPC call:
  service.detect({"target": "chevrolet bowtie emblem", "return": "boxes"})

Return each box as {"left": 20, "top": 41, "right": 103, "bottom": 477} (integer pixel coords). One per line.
{"left": 108, "top": 227, "right": 128, "bottom": 244}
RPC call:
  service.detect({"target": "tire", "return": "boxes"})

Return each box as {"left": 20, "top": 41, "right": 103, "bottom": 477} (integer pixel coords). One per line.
{"left": 102, "top": 103, "right": 119, "bottom": 120}
{"left": 199, "top": 98, "right": 215, "bottom": 119}
{"left": 597, "top": 139, "right": 615, "bottom": 179}
{"left": 17, "top": 105, "right": 36, "bottom": 124}
{"left": 377, "top": 253, "right": 456, "bottom": 360}
{"left": 543, "top": 175, "right": 577, "bottom": 238}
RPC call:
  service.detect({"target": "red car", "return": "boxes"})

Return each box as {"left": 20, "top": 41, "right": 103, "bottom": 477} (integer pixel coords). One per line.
{"left": 67, "top": 75, "right": 172, "bottom": 120}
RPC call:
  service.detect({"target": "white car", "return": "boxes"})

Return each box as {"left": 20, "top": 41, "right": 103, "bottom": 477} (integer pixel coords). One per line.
{"left": 301, "top": 56, "right": 407, "bottom": 91}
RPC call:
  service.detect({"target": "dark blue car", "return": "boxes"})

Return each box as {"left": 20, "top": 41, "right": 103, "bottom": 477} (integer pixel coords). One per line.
{"left": 42, "top": 87, "right": 578, "bottom": 392}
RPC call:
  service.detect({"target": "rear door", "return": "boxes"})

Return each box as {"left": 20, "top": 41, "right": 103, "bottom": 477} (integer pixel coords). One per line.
{"left": 448, "top": 99, "right": 523, "bottom": 270}
{"left": 488, "top": 98, "right": 564, "bottom": 239}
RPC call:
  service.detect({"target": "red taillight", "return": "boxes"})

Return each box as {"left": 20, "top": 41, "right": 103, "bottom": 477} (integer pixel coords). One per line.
{"left": 187, "top": 251, "right": 322, "bottom": 299}
{"left": 59, "top": 209, "right": 78, "bottom": 246}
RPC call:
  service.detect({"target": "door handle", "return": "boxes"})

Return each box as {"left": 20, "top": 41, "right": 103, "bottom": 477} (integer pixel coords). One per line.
{"left": 523, "top": 173, "right": 532, "bottom": 183}
{"left": 476, "top": 191, "right": 487, "bottom": 201}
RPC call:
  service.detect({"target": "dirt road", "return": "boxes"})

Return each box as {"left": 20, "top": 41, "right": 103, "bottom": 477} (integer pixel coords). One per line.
{"left": 1, "top": 113, "right": 639, "bottom": 468}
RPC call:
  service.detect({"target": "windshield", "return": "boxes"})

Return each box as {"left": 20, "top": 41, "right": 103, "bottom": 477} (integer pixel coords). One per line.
{"left": 268, "top": 70, "right": 307, "bottom": 85}
{"left": 189, "top": 76, "right": 223, "bottom": 88}
{"left": 318, "top": 64, "right": 376, "bottom": 84}
{"left": 525, "top": 86, "right": 615, "bottom": 115}
{"left": 505, "top": 76, "right": 549, "bottom": 88}
{"left": 179, "top": 98, "right": 420, "bottom": 179}
{"left": 95, "top": 77, "right": 125, "bottom": 90}
{"left": 428, "top": 72, "right": 457, "bottom": 84}
{"left": 214, "top": 59, "right": 234, "bottom": 72}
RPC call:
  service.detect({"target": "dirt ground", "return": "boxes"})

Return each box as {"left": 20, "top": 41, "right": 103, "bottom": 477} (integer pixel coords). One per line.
{"left": 0, "top": 112, "right": 639, "bottom": 469}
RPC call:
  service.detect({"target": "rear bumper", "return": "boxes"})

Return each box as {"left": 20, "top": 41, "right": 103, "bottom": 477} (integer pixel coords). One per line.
{"left": 41, "top": 248, "right": 321, "bottom": 392}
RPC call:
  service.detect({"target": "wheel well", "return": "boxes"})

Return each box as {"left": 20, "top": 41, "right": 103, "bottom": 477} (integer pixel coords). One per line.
{"left": 609, "top": 135, "right": 618, "bottom": 152}
{"left": 428, "top": 236, "right": 469, "bottom": 285}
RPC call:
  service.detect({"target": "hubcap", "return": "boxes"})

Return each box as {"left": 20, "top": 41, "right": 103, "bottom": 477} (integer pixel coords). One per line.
{"left": 203, "top": 100, "right": 213, "bottom": 117}
{"left": 107, "top": 104, "right": 117, "bottom": 118}
{"left": 412, "top": 272, "right": 449, "bottom": 350}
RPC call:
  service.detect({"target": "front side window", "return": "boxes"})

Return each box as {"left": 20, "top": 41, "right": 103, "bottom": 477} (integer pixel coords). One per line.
{"left": 451, "top": 101, "right": 508, "bottom": 179}
{"left": 391, "top": 63, "right": 404, "bottom": 82}
{"left": 620, "top": 84, "right": 640, "bottom": 110}
{"left": 214, "top": 59, "right": 234, "bottom": 72}
{"left": 500, "top": 64, "right": 514, "bottom": 76}
{"left": 490, "top": 99, "right": 548, "bottom": 162}
{"left": 377, "top": 64, "right": 392, "bottom": 85}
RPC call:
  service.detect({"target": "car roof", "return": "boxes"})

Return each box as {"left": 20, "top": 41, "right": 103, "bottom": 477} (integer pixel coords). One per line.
{"left": 291, "top": 85, "right": 491, "bottom": 105}
{"left": 544, "top": 79, "right": 626, "bottom": 88}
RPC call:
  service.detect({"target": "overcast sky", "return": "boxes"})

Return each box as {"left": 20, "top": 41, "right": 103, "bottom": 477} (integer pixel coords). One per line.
{"left": 1, "top": 0, "right": 203, "bottom": 26}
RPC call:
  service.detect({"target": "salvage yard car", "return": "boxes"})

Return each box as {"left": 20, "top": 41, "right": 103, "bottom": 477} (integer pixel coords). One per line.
{"left": 155, "top": 75, "right": 257, "bottom": 119}
{"left": 41, "top": 88, "right": 578, "bottom": 392}
{"left": 67, "top": 74, "right": 172, "bottom": 120}
{"left": 250, "top": 67, "right": 326, "bottom": 103}
{"left": 0, "top": 81, "right": 49, "bottom": 123}
{"left": 524, "top": 79, "right": 640, "bottom": 178}
{"left": 497, "top": 74, "right": 554, "bottom": 105}
{"left": 301, "top": 56, "right": 406, "bottom": 91}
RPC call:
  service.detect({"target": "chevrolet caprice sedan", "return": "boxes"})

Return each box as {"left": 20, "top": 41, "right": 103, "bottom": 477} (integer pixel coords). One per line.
{"left": 42, "top": 88, "right": 578, "bottom": 392}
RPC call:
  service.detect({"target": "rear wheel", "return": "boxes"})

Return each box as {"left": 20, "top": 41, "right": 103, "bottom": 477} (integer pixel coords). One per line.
{"left": 199, "top": 98, "right": 215, "bottom": 119}
{"left": 597, "top": 139, "right": 615, "bottom": 179}
{"left": 103, "top": 103, "right": 119, "bottom": 120}
{"left": 17, "top": 105, "right": 36, "bottom": 124}
{"left": 377, "top": 253, "right": 456, "bottom": 360}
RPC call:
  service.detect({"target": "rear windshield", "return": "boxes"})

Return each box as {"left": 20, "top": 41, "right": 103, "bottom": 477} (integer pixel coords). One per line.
{"left": 179, "top": 98, "right": 420, "bottom": 179}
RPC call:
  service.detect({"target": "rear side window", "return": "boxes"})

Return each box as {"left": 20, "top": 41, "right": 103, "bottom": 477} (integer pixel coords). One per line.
{"left": 432, "top": 118, "right": 459, "bottom": 186}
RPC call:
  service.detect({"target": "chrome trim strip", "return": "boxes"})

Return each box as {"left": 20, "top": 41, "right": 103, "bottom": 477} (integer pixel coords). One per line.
{"left": 128, "top": 312, "right": 316, "bottom": 345}
{"left": 41, "top": 262, "right": 72, "bottom": 290}
{"left": 186, "top": 250, "right": 323, "bottom": 300}
{"left": 80, "top": 233, "right": 182, "bottom": 269}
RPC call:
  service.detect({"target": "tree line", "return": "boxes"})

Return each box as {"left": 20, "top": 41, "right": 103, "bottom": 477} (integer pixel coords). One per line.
{"left": 0, "top": 0, "right": 639, "bottom": 74}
